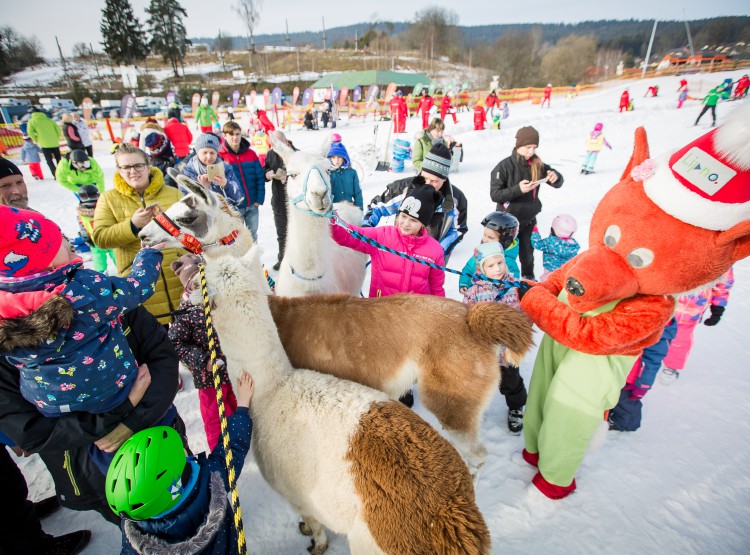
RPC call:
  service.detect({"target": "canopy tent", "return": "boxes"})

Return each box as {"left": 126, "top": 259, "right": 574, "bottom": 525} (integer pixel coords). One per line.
{"left": 310, "top": 70, "right": 432, "bottom": 91}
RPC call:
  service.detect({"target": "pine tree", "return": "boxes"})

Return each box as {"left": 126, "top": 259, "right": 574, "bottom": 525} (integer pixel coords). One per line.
{"left": 100, "top": 0, "right": 148, "bottom": 67}
{"left": 146, "top": 0, "right": 191, "bottom": 78}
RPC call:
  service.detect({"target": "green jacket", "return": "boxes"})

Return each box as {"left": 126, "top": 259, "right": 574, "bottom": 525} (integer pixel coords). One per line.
{"left": 194, "top": 104, "right": 218, "bottom": 127}
{"left": 412, "top": 131, "right": 436, "bottom": 172}
{"left": 26, "top": 112, "right": 62, "bottom": 148}
{"left": 55, "top": 156, "right": 105, "bottom": 194}
{"left": 702, "top": 89, "right": 720, "bottom": 107}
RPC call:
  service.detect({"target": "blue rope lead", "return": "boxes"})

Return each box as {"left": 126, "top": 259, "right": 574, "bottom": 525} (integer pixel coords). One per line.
{"left": 331, "top": 214, "right": 530, "bottom": 298}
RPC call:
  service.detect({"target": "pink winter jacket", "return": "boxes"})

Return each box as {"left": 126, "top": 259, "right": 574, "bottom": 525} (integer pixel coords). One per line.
{"left": 673, "top": 267, "right": 734, "bottom": 324}
{"left": 331, "top": 222, "right": 445, "bottom": 298}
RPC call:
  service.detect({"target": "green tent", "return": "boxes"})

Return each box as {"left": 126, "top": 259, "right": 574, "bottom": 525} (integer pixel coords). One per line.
{"left": 311, "top": 70, "right": 432, "bottom": 91}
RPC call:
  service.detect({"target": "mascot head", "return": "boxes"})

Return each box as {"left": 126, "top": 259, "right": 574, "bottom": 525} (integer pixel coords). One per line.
{"left": 560, "top": 103, "right": 750, "bottom": 313}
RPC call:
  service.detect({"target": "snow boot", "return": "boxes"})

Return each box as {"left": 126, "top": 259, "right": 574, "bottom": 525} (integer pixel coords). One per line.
{"left": 43, "top": 530, "right": 91, "bottom": 555}
{"left": 33, "top": 495, "right": 61, "bottom": 520}
{"left": 532, "top": 472, "right": 576, "bottom": 500}
{"left": 508, "top": 408, "right": 524, "bottom": 434}
{"left": 659, "top": 367, "right": 680, "bottom": 385}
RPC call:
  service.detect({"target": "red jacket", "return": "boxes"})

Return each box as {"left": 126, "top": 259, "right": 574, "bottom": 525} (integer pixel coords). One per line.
{"left": 256, "top": 110, "right": 276, "bottom": 133}
{"left": 164, "top": 118, "right": 193, "bottom": 158}
{"left": 620, "top": 91, "right": 630, "bottom": 108}
{"left": 544, "top": 85, "right": 552, "bottom": 99}
{"left": 417, "top": 96, "right": 434, "bottom": 114}
{"left": 485, "top": 93, "right": 499, "bottom": 108}
{"left": 440, "top": 96, "right": 452, "bottom": 112}
{"left": 473, "top": 106, "right": 486, "bottom": 129}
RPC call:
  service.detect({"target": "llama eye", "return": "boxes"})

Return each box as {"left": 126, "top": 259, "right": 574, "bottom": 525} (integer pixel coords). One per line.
{"left": 604, "top": 225, "right": 621, "bottom": 247}
{"left": 176, "top": 214, "right": 198, "bottom": 226}
{"left": 287, "top": 173, "right": 298, "bottom": 179}
{"left": 627, "top": 248, "right": 654, "bottom": 268}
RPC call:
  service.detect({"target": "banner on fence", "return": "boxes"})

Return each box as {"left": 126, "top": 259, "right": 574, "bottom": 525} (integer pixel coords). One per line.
{"left": 232, "top": 90, "right": 240, "bottom": 108}
{"left": 365, "top": 85, "right": 379, "bottom": 108}
{"left": 166, "top": 91, "right": 176, "bottom": 105}
{"left": 301, "top": 88, "right": 313, "bottom": 106}
{"left": 352, "top": 86, "right": 362, "bottom": 103}
{"left": 211, "top": 91, "right": 220, "bottom": 109}
{"left": 292, "top": 86, "right": 300, "bottom": 106}
{"left": 263, "top": 89, "right": 270, "bottom": 108}
{"left": 81, "top": 97, "right": 94, "bottom": 120}
{"left": 271, "top": 87, "right": 282, "bottom": 106}
{"left": 339, "top": 87, "right": 348, "bottom": 109}
{"left": 191, "top": 93, "right": 201, "bottom": 114}
{"left": 384, "top": 82, "right": 397, "bottom": 102}
{"left": 120, "top": 93, "right": 137, "bottom": 120}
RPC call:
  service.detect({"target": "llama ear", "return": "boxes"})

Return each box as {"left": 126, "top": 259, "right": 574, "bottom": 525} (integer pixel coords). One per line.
{"left": 176, "top": 174, "right": 214, "bottom": 206}
{"left": 269, "top": 133, "right": 294, "bottom": 164}
{"left": 319, "top": 135, "right": 332, "bottom": 159}
{"left": 620, "top": 127, "right": 650, "bottom": 183}
{"left": 240, "top": 243, "right": 262, "bottom": 267}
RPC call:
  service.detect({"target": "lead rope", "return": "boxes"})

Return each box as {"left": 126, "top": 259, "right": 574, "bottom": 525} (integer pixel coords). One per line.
{"left": 199, "top": 263, "right": 247, "bottom": 555}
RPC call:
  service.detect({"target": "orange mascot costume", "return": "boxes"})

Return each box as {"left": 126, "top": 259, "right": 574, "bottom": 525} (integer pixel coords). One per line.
{"left": 519, "top": 105, "right": 750, "bottom": 499}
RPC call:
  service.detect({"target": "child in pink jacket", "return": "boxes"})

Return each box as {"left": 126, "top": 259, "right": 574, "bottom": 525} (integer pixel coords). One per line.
{"left": 660, "top": 267, "right": 734, "bottom": 384}
{"left": 331, "top": 185, "right": 445, "bottom": 298}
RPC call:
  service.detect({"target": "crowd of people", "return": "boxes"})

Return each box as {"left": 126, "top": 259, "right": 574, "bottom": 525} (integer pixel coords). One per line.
{"left": 0, "top": 77, "right": 743, "bottom": 552}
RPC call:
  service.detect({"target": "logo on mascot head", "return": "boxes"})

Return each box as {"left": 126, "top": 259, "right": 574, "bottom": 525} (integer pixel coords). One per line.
{"left": 673, "top": 147, "right": 737, "bottom": 196}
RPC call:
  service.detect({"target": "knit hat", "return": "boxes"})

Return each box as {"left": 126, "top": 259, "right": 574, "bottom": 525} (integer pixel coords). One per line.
{"left": 170, "top": 254, "right": 202, "bottom": 293}
{"left": 399, "top": 185, "right": 439, "bottom": 226}
{"left": 0, "top": 206, "right": 63, "bottom": 278}
{"left": 515, "top": 126, "right": 539, "bottom": 149}
{"left": 474, "top": 242, "right": 505, "bottom": 272}
{"left": 421, "top": 143, "right": 452, "bottom": 180}
{"left": 0, "top": 158, "right": 23, "bottom": 179}
{"left": 143, "top": 131, "right": 167, "bottom": 156}
{"left": 594, "top": 122, "right": 603, "bottom": 132}
{"left": 194, "top": 133, "right": 220, "bottom": 153}
{"left": 551, "top": 214, "right": 578, "bottom": 239}
{"left": 640, "top": 102, "right": 750, "bottom": 231}
{"left": 326, "top": 141, "right": 350, "bottom": 167}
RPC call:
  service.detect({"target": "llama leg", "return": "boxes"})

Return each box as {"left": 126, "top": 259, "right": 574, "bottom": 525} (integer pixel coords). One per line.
{"left": 298, "top": 514, "right": 328, "bottom": 554}
{"left": 443, "top": 429, "right": 488, "bottom": 478}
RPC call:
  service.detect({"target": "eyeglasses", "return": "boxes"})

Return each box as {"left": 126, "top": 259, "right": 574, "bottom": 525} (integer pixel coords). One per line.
{"left": 118, "top": 163, "right": 147, "bottom": 173}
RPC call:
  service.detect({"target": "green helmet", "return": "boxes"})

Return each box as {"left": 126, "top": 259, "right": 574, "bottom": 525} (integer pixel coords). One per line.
{"left": 106, "top": 426, "right": 187, "bottom": 520}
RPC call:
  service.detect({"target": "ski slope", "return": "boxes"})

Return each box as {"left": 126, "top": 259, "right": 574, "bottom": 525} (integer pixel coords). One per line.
{"left": 12, "top": 68, "right": 750, "bottom": 554}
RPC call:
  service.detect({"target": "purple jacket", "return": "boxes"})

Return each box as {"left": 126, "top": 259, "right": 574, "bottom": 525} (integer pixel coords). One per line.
{"left": 331, "top": 222, "right": 445, "bottom": 298}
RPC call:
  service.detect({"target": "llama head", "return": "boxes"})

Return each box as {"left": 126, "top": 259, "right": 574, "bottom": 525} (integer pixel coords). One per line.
{"left": 139, "top": 173, "right": 248, "bottom": 253}
{"left": 270, "top": 134, "right": 334, "bottom": 218}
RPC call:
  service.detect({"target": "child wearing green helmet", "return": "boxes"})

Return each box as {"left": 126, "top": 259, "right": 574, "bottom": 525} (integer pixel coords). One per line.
{"left": 107, "top": 371, "right": 255, "bottom": 554}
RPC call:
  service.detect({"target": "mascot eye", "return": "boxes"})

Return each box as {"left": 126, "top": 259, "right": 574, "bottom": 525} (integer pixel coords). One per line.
{"left": 627, "top": 248, "right": 654, "bottom": 269}
{"left": 603, "top": 225, "right": 621, "bottom": 247}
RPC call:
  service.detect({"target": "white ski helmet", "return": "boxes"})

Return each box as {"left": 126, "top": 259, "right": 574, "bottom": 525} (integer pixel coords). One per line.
{"left": 551, "top": 214, "right": 578, "bottom": 239}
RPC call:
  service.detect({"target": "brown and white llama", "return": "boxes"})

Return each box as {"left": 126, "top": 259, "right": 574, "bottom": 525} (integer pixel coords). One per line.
{"left": 271, "top": 138, "right": 367, "bottom": 297}
{"left": 197, "top": 245, "right": 491, "bottom": 555}
{"left": 139, "top": 176, "right": 534, "bottom": 474}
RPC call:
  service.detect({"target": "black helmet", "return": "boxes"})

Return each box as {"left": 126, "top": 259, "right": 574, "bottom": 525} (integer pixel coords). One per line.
{"left": 70, "top": 149, "right": 91, "bottom": 170}
{"left": 480, "top": 211, "right": 519, "bottom": 249}
{"left": 78, "top": 184, "right": 100, "bottom": 204}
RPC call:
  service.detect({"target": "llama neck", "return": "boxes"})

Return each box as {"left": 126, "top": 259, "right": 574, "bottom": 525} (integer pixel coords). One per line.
{"left": 213, "top": 287, "right": 293, "bottom": 397}
{"left": 202, "top": 221, "right": 253, "bottom": 261}
{"left": 285, "top": 213, "right": 331, "bottom": 274}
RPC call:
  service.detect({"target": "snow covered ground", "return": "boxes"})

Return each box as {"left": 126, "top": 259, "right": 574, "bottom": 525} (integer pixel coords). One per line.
{"left": 10, "top": 68, "right": 750, "bottom": 554}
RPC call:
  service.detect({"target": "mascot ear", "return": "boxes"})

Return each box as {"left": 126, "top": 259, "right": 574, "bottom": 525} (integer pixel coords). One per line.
{"left": 717, "top": 220, "right": 750, "bottom": 262}
{"left": 620, "top": 127, "right": 651, "bottom": 183}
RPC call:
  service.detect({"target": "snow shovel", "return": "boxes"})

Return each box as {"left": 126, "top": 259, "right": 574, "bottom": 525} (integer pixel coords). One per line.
{"left": 375, "top": 123, "right": 392, "bottom": 171}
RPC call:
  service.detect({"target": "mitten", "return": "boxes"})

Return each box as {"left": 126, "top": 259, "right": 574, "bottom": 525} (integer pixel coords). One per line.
{"left": 703, "top": 305, "right": 725, "bottom": 326}
{"left": 517, "top": 280, "right": 533, "bottom": 301}
{"left": 624, "top": 383, "right": 649, "bottom": 400}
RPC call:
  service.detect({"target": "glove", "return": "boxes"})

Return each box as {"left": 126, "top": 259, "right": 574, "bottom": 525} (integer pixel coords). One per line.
{"left": 703, "top": 305, "right": 724, "bottom": 326}
{"left": 516, "top": 280, "right": 533, "bottom": 301}
{"left": 624, "top": 383, "right": 649, "bottom": 400}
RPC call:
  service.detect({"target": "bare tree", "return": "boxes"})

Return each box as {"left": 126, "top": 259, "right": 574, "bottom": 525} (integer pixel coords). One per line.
{"left": 233, "top": 0, "right": 263, "bottom": 68}
{"left": 214, "top": 30, "right": 233, "bottom": 71}
{"left": 473, "top": 29, "right": 542, "bottom": 88}
{"left": 541, "top": 35, "right": 597, "bottom": 86}
{"left": 404, "top": 6, "right": 460, "bottom": 66}
{"left": 73, "top": 42, "right": 90, "bottom": 60}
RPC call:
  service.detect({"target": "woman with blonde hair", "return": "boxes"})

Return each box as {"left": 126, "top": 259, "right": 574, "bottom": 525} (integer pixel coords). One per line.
{"left": 93, "top": 142, "right": 184, "bottom": 324}
{"left": 412, "top": 117, "right": 458, "bottom": 172}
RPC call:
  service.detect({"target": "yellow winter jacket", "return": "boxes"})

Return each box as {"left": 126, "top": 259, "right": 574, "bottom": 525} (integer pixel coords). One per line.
{"left": 92, "top": 167, "right": 185, "bottom": 324}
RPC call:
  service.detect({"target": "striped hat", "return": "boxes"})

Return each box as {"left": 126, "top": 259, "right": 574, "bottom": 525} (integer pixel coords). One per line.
{"left": 421, "top": 143, "right": 451, "bottom": 180}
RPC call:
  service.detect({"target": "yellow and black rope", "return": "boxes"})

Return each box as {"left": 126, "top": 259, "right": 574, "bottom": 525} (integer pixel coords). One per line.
{"left": 199, "top": 263, "right": 247, "bottom": 554}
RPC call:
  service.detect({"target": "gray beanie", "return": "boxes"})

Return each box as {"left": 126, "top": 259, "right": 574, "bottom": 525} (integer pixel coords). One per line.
{"left": 194, "top": 133, "right": 220, "bottom": 152}
{"left": 421, "top": 142, "right": 452, "bottom": 180}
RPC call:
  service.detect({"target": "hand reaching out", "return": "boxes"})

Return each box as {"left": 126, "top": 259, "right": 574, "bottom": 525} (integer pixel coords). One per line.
{"left": 235, "top": 371, "right": 255, "bottom": 408}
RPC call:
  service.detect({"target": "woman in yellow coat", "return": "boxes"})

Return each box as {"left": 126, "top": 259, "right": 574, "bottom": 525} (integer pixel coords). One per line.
{"left": 93, "top": 142, "right": 184, "bottom": 324}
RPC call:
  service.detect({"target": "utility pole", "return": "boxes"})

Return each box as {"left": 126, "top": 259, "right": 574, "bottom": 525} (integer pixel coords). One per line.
{"left": 355, "top": 29, "right": 358, "bottom": 52}
{"left": 55, "top": 35, "right": 72, "bottom": 90}
{"left": 684, "top": 10, "right": 695, "bottom": 59}
{"left": 642, "top": 20, "right": 658, "bottom": 79}
{"left": 322, "top": 17, "right": 327, "bottom": 50}
{"left": 89, "top": 42, "right": 101, "bottom": 80}
{"left": 285, "top": 19, "right": 291, "bottom": 51}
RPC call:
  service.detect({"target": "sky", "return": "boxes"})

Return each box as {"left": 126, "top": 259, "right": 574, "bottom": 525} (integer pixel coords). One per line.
{"left": 5, "top": 0, "right": 749, "bottom": 58}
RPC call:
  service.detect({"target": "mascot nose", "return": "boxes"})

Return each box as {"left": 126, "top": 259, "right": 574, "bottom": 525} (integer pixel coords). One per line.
{"left": 566, "top": 277, "right": 586, "bottom": 297}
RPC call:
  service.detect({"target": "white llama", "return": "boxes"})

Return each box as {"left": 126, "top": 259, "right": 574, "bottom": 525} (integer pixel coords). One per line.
{"left": 197, "top": 246, "right": 491, "bottom": 555}
{"left": 269, "top": 137, "right": 367, "bottom": 297}
{"left": 139, "top": 176, "right": 534, "bottom": 476}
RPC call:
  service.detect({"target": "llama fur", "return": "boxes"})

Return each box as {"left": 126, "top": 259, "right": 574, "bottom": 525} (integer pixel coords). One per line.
{"left": 139, "top": 176, "right": 535, "bottom": 474}
{"left": 200, "top": 245, "right": 491, "bottom": 555}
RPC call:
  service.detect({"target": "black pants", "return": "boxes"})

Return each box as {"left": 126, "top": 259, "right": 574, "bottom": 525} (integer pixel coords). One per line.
{"left": 0, "top": 446, "right": 56, "bottom": 553}
{"left": 41, "top": 147, "right": 61, "bottom": 177}
{"left": 83, "top": 145, "right": 94, "bottom": 157}
{"left": 499, "top": 364, "right": 527, "bottom": 410}
{"left": 695, "top": 105, "right": 716, "bottom": 125}
{"left": 517, "top": 219, "right": 536, "bottom": 280}
{"left": 271, "top": 181, "right": 288, "bottom": 263}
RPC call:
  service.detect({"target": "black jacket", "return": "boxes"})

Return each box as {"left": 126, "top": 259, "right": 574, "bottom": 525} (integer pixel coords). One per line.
{"left": 489, "top": 151, "right": 564, "bottom": 223}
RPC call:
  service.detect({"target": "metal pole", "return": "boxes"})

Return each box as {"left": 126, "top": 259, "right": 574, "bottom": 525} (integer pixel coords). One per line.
{"left": 684, "top": 12, "right": 695, "bottom": 59}
{"left": 642, "top": 20, "right": 658, "bottom": 79}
